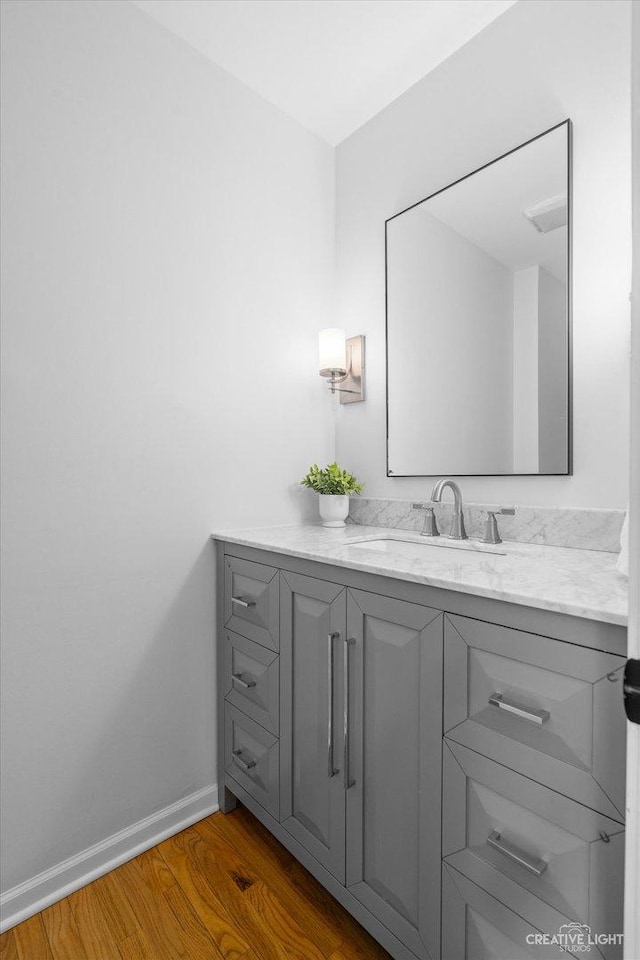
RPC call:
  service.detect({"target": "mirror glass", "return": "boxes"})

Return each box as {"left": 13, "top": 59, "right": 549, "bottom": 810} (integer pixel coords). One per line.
{"left": 386, "top": 121, "right": 570, "bottom": 477}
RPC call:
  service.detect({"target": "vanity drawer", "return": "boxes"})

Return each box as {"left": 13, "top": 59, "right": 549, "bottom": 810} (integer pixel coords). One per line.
{"left": 224, "top": 555, "right": 279, "bottom": 650}
{"left": 443, "top": 613, "right": 626, "bottom": 821}
{"left": 225, "top": 704, "right": 280, "bottom": 819}
{"left": 224, "top": 630, "right": 279, "bottom": 735}
{"left": 443, "top": 740, "right": 624, "bottom": 960}
{"left": 442, "top": 863, "right": 566, "bottom": 960}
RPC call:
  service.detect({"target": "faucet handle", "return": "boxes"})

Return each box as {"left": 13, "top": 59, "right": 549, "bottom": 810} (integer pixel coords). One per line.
{"left": 411, "top": 502, "right": 440, "bottom": 537}
{"left": 482, "top": 507, "right": 515, "bottom": 545}
{"left": 482, "top": 512, "right": 501, "bottom": 544}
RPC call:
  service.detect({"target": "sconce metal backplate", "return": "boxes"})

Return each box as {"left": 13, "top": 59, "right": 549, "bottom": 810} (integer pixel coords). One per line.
{"left": 340, "top": 335, "right": 365, "bottom": 404}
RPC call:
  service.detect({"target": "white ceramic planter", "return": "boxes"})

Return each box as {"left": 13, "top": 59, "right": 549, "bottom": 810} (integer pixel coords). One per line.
{"left": 318, "top": 494, "right": 349, "bottom": 528}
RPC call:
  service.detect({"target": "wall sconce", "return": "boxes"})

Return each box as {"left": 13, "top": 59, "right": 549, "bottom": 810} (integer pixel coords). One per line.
{"left": 318, "top": 328, "right": 365, "bottom": 404}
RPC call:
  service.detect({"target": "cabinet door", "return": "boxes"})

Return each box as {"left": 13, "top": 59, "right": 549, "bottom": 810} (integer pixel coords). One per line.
{"left": 346, "top": 588, "right": 443, "bottom": 960}
{"left": 280, "top": 571, "right": 347, "bottom": 882}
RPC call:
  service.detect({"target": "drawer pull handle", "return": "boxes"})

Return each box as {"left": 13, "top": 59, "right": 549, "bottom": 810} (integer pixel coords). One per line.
{"left": 489, "top": 692, "right": 550, "bottom": 725}
{"left": 231, "top": 596, "right": 256, "bottom": 609}
{"left": 232, "top": 749, "right": 256, "bottom": 772}
{"left": 232, "top": 672, "right": 256, "bottom": 690}
{"left": 487, "top": 830, "right": 547, "bottom": 877}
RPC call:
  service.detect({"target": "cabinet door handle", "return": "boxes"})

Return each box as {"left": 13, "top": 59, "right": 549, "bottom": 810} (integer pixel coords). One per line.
{"left": 231, "top": 596, "right": 256, "bottom": 608}
{"left": 487, "top": 830, "right": 547, "bottom": 876}
{"left": 489, "top": 692, "right": 550, "bottom": 725}
{"left": 328, "top": 633, "right": 339, "bottom": 777}
{"left": 343, "top": 637, "right": 356, "bottom": 790}
{"left": 232, "top": 749, "right": 256, "bottom": 772}
{"left": 232, "top": 672, "right": 256, "bottom": 689}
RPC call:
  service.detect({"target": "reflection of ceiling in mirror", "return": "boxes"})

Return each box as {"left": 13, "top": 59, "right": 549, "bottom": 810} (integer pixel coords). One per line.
{"left": 421, "top": 125, "right": 567, "bottom": 282}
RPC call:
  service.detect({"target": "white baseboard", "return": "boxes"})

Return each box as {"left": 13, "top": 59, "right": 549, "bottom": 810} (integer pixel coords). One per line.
{"left": 0, "top": 783, "right": 218, "bottom": 933}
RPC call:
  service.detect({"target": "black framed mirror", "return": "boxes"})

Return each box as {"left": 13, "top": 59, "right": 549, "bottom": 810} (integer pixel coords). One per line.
{"left": 385, "top": 120, "right": 572, "bottom": 477}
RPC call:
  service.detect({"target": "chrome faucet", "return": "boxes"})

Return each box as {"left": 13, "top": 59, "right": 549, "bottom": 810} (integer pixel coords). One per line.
{"left": 430, "top": 479, "right": 467, "bottom": 540}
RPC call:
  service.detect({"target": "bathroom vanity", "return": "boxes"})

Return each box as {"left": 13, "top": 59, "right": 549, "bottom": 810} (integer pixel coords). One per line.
{"left": 213, "top": 524, "right": 627, "bottom": 960}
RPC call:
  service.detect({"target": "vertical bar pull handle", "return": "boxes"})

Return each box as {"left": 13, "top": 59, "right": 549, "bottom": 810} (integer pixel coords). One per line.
{"left": 343, "top": 637, "right": 356, "bottom": 790}
{"left": 328, "top": 632, "right": 339, "bottom": 777}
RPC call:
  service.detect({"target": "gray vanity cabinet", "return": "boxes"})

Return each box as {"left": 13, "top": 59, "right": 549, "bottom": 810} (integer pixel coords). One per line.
{"left": 346, "top": 589, "right": 443, "bottom": 960}
{"left": 217, "top": 542, "right": 626, "bottom": 960}
{"left": 280, "top": 571, "right": 347, "bottom": 881}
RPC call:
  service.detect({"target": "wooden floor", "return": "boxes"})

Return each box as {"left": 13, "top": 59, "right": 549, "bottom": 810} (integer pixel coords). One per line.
{"left": 0, "top": 806, "right": 391, "bottom": 960}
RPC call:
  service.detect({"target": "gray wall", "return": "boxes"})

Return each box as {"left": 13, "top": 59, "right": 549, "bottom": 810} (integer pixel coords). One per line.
{"left": 336, "top": 0, "right": 631, "bottom": 505}
{"left": 0, "top": 0, "right": 334, "bottom": 895}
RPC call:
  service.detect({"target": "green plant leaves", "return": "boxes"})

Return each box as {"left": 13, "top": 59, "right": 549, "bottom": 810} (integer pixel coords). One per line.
{"left": 300, "top": 462, "right": 364, "bottom": 496}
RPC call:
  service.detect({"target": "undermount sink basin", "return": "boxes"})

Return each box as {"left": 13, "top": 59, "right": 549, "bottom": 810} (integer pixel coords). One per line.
{"left": 343, "top": 536, "right": 506, "bottom": 560}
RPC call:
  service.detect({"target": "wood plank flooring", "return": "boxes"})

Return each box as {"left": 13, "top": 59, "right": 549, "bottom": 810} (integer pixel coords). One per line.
{"left": 0, "top": 806, "right": 391, "bottom": 960}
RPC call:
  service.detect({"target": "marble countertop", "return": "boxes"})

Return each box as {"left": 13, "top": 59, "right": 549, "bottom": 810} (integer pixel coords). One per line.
{"left": 212, "top": 523, "right": 628, "bottom": 626}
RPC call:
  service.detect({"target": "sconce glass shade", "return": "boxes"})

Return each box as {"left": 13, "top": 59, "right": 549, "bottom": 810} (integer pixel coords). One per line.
{"left": 319, "top": 328, "right": 347, "bottom": 377}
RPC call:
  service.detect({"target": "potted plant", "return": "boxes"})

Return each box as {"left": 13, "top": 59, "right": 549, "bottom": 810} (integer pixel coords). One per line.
{"left": 301, "top": 462, "right": 364, "bottom": 527}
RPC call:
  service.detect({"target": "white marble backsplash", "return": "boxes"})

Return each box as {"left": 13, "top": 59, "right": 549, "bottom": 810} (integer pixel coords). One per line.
{"left": 348, "top": 497, "right": 625, "bottom": 553}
